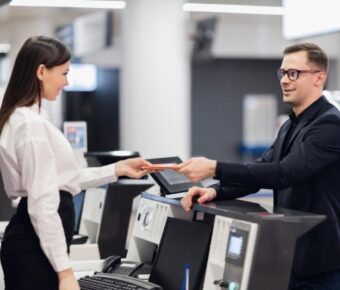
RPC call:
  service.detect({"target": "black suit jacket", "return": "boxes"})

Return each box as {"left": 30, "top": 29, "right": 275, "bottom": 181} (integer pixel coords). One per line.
{"left": 213, "top": 96, "right": 340, "bottom": 277}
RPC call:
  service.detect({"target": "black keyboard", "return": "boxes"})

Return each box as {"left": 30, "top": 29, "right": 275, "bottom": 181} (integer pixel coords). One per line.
{"left": 79, "top": 273, "right": 162, "bottom": 290}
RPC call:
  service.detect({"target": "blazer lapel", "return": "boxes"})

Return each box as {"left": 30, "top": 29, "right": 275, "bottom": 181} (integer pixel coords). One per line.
{"left": 286, "top": 101, "right": 328, "bottom": 150}
{"left": 274, "top": 122, "right": 290, "bottom": 162}
{"left": 286, "top": 117, "right": 310, "bottom": 149}
{"left": 275, "top": 96, "right": 330, "bottom": 162}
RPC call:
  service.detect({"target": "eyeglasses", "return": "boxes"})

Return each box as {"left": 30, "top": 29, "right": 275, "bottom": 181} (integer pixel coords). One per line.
{"left": 277, "top": 69, "right": 320, "bottom": 81}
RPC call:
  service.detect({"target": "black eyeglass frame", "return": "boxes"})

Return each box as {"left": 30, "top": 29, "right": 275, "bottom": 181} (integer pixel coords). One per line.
{"left": 277, "top": 68, "right": 321, "bottom": 81}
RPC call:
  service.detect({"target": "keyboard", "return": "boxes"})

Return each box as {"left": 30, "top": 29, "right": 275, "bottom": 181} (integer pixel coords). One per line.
{"left": 79, "top": 273, "right": 162, "bottom": 290}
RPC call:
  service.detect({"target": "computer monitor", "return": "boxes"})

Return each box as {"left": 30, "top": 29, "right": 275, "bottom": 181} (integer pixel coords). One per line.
{"left": 149, "top": 217, "right": 212, "bottom": 290}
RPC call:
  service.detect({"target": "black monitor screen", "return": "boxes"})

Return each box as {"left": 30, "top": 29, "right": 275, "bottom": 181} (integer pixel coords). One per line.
{"left": 149, "top": 217, "right": 212, "bottom": 290}
{"left": 158, "top": 169, "right": 191, "bottom": 185}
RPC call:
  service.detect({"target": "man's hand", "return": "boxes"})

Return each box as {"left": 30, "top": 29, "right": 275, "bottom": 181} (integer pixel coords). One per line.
{"left": 181, "top": 186, "right": 217, "bottom": 212}
{"left": 177, "top": 157, "right": 217, "bottom": 182}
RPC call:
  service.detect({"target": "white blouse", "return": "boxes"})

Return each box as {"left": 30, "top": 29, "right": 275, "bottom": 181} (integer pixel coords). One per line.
{"left": 0, "top": 104, "right": 117, "bottom": 272}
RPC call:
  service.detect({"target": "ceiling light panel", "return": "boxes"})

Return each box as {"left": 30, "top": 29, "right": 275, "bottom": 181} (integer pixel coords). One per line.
{"left": 183, "top": 3, "right": 285, "bottom": 16}
{"left": 10, "top": 0, "right": 126, "bottom": 9}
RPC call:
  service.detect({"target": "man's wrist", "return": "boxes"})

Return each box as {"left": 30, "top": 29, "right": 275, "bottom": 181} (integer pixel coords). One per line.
{"left": 209, "top": 187, "right": 217, "bottom": 199}
{"left": 210, "top": 160, "right": 217, "bottom": 177}
{"left": 215, "top": 161, "right": 223, "bottom": 179}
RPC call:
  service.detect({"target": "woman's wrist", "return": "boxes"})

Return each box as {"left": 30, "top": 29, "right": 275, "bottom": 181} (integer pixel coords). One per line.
{"left": 58, "top": 268, "right": 74, "bottom": 280}
{"left": 114, "top": 161, "right": 124, "bottom": 177}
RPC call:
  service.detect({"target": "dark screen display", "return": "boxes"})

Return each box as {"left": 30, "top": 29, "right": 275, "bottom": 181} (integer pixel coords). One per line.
{"left": 149, "top": 218, "right": 212, "bottom": 290}
{"left": 159, "top": 169, "right": 191, "bottom": 185}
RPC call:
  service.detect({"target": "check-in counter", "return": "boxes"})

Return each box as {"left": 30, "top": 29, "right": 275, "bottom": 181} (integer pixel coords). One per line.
{"left": 127, "top": 193, "right": 325, "bottom": 290}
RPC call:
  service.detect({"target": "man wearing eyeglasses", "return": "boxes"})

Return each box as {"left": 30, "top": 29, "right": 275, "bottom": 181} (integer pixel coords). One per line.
{"left": 179, "top": 43, "right": 340, "bottom": 290}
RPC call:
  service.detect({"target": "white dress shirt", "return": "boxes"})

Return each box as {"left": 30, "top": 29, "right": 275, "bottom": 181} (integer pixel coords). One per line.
{"left": 0, "top": 104, "right": 117, "bottom": 272}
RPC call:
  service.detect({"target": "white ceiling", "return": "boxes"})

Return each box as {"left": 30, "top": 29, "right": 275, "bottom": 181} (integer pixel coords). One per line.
{"left": 0, "top": 0, "right": 283, "bottom": 46}
{"left": 0, "top": 0, "right": 283, "bottom": 22}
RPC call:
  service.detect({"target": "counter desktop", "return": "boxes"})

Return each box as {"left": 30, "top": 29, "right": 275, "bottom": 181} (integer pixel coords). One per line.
{"left": 125, "top": 194, "right": 324, "bottom": 290}
{"left": 74, "top": 156, "right": 325, "bottom": 290}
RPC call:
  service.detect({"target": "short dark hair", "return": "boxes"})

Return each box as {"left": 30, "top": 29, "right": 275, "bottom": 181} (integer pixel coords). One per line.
{"left": 0, "top": 36, "right": 71, "bottom": 134}
{"left": 283, "top": 43, "right": 328, "bottom": 72}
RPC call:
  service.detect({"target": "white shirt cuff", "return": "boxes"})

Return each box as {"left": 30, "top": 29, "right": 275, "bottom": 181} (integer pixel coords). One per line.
{"left": 53, "top": 255, "right": 72, "bottom": 272}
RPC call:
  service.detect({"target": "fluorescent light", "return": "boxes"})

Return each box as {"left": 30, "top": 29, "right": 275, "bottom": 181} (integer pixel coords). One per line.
{"left": 0, "top": 44, "right": 10, "bottom": 53}
{"left": 183, "top": 3, "right": 286, "bottom": 16}
{"left": 10, "top": 0, "right": 126, "bottom": 9}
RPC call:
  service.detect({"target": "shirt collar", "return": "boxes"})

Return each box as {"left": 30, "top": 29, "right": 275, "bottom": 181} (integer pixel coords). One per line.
{"left": 289, "top": 96, "right": 327, "bottom": 123}
{"left": 28, "top": 103, "right": 50, "bottom": 119}
{"left": 28, "top": 103, "right": 40, "bottom": 114}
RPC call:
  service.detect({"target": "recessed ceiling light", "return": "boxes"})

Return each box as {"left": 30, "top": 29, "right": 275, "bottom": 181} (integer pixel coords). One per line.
{"left": 10, "top": 0, "right": 126, "bottom": 9}
{"left": 183, "top": 3, "right": 286, "bottom": 16}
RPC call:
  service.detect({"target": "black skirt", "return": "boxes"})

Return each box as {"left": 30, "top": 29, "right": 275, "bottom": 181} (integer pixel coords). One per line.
{"left": 0, "top": 190, "right": 75, "bottom": 290}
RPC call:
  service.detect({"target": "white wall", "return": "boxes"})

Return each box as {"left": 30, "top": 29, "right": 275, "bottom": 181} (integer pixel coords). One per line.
{"left": 0, "top": 85, "right": 5, "bottom": 107}
{"left": 211, "top": 13, "right": 340, "bottom": 60}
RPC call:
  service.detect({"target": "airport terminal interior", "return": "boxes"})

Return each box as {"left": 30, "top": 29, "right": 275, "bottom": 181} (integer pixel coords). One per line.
{"left": 1, "top": 0, "right": 340, "bottom": 289}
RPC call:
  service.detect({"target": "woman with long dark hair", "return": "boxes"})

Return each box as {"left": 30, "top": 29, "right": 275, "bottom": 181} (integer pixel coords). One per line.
{"left": 0, "top": 36, "right": 151, "bottom": 290}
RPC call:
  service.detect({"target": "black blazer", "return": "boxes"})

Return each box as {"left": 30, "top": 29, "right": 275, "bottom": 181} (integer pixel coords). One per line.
{"left": 213, "top": 96, "right": 340, "bottom": 278}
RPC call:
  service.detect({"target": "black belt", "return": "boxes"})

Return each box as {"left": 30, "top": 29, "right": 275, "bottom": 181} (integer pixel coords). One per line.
{"left": 2, "top": 190, "right": 75, "bottom": 252}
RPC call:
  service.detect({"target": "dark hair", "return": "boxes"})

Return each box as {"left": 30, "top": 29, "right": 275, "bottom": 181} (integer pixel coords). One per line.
{"left": 0, "top": 36, "right": 71, "bottom": 134}
{"left": 283, "top": 42, "right": 328, "bottom": 72}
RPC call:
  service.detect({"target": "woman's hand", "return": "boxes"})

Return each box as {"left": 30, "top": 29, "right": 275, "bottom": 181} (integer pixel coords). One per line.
{"left": 58, "top": 268, "right": 80, "bottom": 290}
{"left": 181, "top": 186, "right": 217, "bottom": 212}
{"left": 115, "top": 157, "right": 151, "bottom": 179}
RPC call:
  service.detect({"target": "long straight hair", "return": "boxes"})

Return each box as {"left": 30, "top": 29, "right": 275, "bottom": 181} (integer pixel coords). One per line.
{"left": 0, "top": 36, "right": 71, "bottom": 135}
